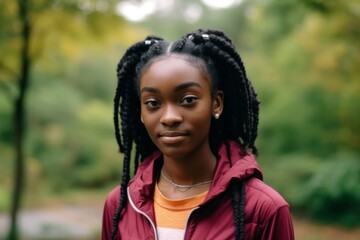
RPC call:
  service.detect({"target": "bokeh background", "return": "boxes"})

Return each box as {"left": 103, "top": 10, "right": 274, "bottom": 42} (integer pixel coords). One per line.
{"left": 1, "top": 0, "right": 359, "bottom": 239}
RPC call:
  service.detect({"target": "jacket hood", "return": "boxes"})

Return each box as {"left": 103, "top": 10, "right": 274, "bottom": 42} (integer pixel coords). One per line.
{"left": 205, "top": 140, "right": 263, "bottom": 202}
{"left": 128, "top": 140, "right": 263, "bottom": 210}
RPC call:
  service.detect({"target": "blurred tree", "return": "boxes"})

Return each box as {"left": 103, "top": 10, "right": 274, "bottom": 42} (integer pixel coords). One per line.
{"left": 0, "top": 0, "right": 126, "bottom": 238}
{"left": 8, "top": 0, "right": 31, "bottom": 238}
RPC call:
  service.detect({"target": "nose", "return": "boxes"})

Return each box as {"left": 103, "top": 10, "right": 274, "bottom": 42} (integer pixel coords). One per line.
{"left": 160, "top": 104, "right": 182, "bottom": 127}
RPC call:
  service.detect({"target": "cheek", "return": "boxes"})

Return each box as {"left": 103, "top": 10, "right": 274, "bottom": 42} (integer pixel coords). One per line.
{"left": 191, "top": 103, "right": 213, "bottom": 127}
{"left": 141, "top": 116, "right": 156, "bottom": 141}
{"left": 140, "top": 108, "right": 157, "bottom": 134}
{"left": 140, "top": 106, "right": 144, "bottom": 120}
{"left": 140, "top": 109, "right": 150, "bottom": 127}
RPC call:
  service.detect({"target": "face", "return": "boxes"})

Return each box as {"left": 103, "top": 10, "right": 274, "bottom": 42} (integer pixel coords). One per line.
{"left": 139, "top": 55, "right": 223, "bottom": 159}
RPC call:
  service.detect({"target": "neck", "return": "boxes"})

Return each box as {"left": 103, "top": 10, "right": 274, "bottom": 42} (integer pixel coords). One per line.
{"left": 162, "top": 147, "right": 217, "bottom": 186}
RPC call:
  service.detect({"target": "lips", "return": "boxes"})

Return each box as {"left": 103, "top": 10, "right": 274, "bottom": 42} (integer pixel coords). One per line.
{"left": 158, "top": 131, "right": 188, "bottom": 144}
{"left": 159, "top": 131, "right": 187, "bottom": 137}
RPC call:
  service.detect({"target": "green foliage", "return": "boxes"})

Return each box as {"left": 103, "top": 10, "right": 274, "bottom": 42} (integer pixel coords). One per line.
{"left": 24, "top": 52, "right": 122, "bottom": 191}
{"left": 300, "top": 154, "right": 360, "bottom": 227}
{"left": 0, "top": 184, "right": 10, "bottom": 211}
{"left": 259, "top": 154, "right": 322, "bottom": 207}
{"left": 260, "top": 152, "right": 360, "bottom": 227}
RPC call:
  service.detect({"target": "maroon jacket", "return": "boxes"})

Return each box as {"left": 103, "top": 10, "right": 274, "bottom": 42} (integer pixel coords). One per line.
{"left": 102, "top": 141, "right": 294, "bottom": 239}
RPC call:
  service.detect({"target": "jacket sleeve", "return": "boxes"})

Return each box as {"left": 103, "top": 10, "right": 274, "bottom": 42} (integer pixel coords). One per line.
{"left": 102, "top": 187, "right": 120, "bottom": 240}
{"left": 260, "top": 205, "right": 294, "bottom": 240}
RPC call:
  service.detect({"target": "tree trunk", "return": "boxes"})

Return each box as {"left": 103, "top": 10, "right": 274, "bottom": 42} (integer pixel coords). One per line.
{"left": 8, "top": 0, "right": 31, "bottom": 239}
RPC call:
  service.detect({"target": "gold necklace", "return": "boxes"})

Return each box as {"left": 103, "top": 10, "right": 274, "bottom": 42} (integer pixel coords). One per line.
{"left": 161, "top": 169, "right": 213, "bottom": 192}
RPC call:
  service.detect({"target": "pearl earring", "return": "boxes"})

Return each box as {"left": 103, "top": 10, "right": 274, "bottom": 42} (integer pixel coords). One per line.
{"left": 214, "top": 113, "right": 220, "bottom": 120}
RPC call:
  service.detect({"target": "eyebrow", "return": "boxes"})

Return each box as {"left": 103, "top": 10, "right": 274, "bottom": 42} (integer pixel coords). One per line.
{"left": 141, "top": 82, "right": 202, "bottom": 94}
{"left": 141, "top": 87, "right": 158, "bottom": 93}
{"left": 174, "top": 82, "right": 202, "bottom": 92}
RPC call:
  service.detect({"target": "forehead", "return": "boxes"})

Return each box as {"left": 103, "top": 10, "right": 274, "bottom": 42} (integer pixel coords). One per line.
{"left": 140, "top": 56, "right": 211, "bottom": 90}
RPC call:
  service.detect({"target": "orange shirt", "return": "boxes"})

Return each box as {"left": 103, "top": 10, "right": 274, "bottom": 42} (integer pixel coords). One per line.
{"left": 154, "top": 184, "right": 208, "bottom": 240}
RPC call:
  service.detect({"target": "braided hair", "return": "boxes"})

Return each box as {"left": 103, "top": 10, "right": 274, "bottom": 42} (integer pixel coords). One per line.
{"left": 112, "top": 29, "right": 259, "bottom": 240}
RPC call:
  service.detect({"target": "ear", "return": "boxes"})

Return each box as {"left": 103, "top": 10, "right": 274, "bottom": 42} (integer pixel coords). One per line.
{"left": 141, "top": 115, "right": 144, "bottom": 123}
{"left": 212, "top": 90, "right": 224, "bottom": 117}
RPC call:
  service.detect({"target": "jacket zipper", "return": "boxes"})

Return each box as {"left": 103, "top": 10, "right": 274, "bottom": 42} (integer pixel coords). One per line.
{"left": 127, "top": 187, "right": 158, "bottom": 240}
{"left": 182, "top": 207, "right": 199, "bottom": 240}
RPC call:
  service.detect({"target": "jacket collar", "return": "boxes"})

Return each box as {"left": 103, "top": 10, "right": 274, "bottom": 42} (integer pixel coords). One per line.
{"left": 128, "top": 140, "right": 263, "bottom": 211}
{"left": 205, "top": 140, "right": 262, "bottom": 202}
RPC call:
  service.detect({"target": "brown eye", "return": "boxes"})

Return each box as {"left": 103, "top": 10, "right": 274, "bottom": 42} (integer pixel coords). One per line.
{"left": 180, "top": 95, "right": 198, "bottom": 105}
{"left": 145, "top": 99, "right": 160, "bottom": 109}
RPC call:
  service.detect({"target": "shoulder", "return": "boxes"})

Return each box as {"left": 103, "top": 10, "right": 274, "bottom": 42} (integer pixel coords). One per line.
{"left": 245, "top": 178, "right": 290, "bottom": 224}
{"left": 246, "top": 178, "right": 288, "bottom": 207}
{"left": 104, "top": 186, "right": 121, "bottom": 212}
{"left": 102, "top": 186, "right": 121, "bottom": 238}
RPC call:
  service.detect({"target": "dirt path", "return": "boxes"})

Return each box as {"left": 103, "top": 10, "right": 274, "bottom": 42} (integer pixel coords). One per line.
{"left": 0, "top": 204, "right": 102, "bottom": 240}
{"left": 294, "top": 218, "right": 360, "bottom": 240}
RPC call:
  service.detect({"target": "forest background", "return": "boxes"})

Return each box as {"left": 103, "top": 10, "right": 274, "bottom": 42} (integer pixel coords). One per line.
{"left": 0, "top": 0, "right": 359, "bottom": 239}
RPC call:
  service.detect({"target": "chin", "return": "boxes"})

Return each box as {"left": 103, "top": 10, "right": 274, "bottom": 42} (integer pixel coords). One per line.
{"left": 158, "top": 145, "right": 192, "bottom": 160}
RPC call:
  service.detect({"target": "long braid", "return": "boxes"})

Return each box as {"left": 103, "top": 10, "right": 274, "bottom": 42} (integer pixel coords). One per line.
{"left": 227, "top": 138, "right": 246, "bottom": 240}
{"left": 231, "top": 180, "right": 241, "bottom": 240}
{"left": 200, "top": 30, "right": 259, "bottom": 154}
{"left": 114, "top": 41, "right": 153, "bottom": 152}
{"left": 111, "top": 132, "right": 131, "bottom": 239}
{"left": 134, "top": 143, "right": 140, "bottom": 175}
{"left": 231, "top": 179, "right": 246, "bottom": 240}
{"left": 239, "top": 180, "right": 246, "bottom": 240}
{"left": 112, "top": 78, "right": 133, "bottom": 239}
{"left": 113, "top": 46, "right": 145, "bottom": 238}
{"left": 189, "top": 32, "right": 255, "bottom": 150}
{"left": 206, "top": 34, "right": 253, "bottom": 135}
{"left": 213, "top": 32, "right": 259, "bottom": 154}
{"left": 206, "top": 37, "right": 254, "bottom": 148}
{"left": 112, "top": 37, "right": 164, "bottom": 238}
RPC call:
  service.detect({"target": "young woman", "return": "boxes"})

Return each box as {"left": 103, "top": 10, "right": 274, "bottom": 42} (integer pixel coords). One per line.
{"left": 102, "top": 29, "right": 294, "bottom": 240}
